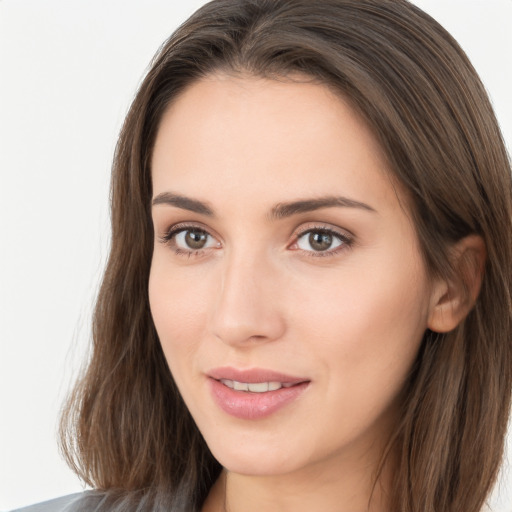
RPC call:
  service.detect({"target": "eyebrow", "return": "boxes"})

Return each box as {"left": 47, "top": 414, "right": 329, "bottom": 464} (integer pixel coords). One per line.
{"left": 151, "top": 192, "right": 376, "bottom": 218}
{"left": 152, "top": 192, "right": 214, "bottom": 216}
{"left": 269, "top": 196, "right": 376, "bottom": 219}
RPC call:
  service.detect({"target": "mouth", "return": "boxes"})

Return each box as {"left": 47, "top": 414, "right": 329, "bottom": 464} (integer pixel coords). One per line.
{"left": 207, "top": 367, "right": 310, "bottom": 419}
{"left": 218, "top": 379, "right": 297, "bottom": 392}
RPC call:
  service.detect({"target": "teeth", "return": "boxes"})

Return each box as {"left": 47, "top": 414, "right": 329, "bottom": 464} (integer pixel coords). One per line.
{"left": 247, "top": 382, "right": 268, "bottom": 392}
{"left": 220, "top": 379, "right": 286, "bottom": 393}
{"left": 233, "top": 381, "right": 249, "bottom": 391}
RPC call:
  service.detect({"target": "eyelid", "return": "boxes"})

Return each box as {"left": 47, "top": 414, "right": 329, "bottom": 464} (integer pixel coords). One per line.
{"left": 158, "top": 222, "right": 222, "bottom": 256}
{"left": 159, "top": 221, "right": 218, "bottom": 242}
{"left": 289, "top": 223, "right": 354, "bottom": 256}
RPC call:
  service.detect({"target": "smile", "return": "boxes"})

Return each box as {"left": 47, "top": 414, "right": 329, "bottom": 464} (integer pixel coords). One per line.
{"left": 207, "top": 367, "right": 310, "bottom": 419}
{"left": 219, "top": 379, "right": 296, "bottom": 392}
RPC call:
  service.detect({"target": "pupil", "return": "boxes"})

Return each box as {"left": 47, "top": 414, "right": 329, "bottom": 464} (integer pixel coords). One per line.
{"left": 185, "top": 230, "right": 207, "bottom": 249}
{"left": 309, "top": 232, "right": 332, "bottom": 251}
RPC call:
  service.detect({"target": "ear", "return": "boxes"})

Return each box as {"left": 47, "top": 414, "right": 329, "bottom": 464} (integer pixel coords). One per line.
{"left": 428, "top": 235, "right": 486, "bottom": 333}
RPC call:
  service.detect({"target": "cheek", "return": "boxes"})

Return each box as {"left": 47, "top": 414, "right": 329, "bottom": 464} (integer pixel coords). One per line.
{"left": 292, "top": 247, "right": 431, "bottom": 401}
{"left": 148, "top": 256, "right": 215, "bottom": 382}
{"left": 295, "top": 265, "right": 427, "bottom": 329}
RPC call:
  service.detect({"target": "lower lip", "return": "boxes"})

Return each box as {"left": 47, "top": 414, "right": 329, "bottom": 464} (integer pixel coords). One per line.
{"left": 208, "top": 378, "right": 309, "bottom": 420}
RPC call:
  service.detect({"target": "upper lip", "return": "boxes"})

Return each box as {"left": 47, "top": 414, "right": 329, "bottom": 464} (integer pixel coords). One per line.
{"left": 208, "top": 366, "right": 309, "bottom": 384}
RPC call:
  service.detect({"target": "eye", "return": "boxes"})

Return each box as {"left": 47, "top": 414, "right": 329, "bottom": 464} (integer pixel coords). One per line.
{"left": 292, "top": 227, "right": 352, "bottom": 256}
{"left": 174, "top": 228, "right": 216, "bottom": 250}
{"left": 160, "top": 224, "right": 220, "bottom": 255}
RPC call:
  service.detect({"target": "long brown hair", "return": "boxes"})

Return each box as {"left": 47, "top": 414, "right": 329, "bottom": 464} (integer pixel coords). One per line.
{"left": 60, "top": 1, "right": 512, "bottom": 511}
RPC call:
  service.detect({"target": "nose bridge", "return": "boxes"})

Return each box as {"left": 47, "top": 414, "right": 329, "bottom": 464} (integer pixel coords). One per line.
{"left": 210, "top": 245, "right": 285, "bottom": 346}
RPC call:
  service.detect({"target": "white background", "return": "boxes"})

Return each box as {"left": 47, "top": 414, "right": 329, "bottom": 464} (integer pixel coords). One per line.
{"left": 0, "top": 1, "right": 511, "bottom": 510}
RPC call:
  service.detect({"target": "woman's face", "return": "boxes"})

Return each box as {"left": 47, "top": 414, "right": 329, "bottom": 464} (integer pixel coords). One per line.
{"left": 149, "top": 75, "right": 439, "bottom": 478}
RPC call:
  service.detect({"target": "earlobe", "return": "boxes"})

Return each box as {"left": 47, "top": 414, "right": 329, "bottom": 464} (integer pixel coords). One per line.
{"left": 427, "top": 235, "right": 486, "bottom": 333}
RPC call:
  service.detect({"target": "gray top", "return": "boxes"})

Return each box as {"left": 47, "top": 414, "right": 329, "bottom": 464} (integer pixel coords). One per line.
{"left": 9, "top": 489, "right": 189, "bottom": 512}
{"left": 11, "top": 493, "right": 94, "bottom": 512}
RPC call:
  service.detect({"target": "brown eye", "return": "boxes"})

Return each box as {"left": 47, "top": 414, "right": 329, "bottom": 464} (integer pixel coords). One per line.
{"left": 296, "top": 229, "right": 345, "bottom": 253}
{"left": 169, "top": 228, "right": 218, "bottom": 252}
{"left": 309, "top": 232, "right": 333, "bottom": 251}
{"left": 185, "top": 229, "right": 209, "bottom": 249}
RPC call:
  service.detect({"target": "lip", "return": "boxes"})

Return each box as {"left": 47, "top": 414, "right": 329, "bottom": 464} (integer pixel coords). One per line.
{"left": 208, "top": 366, "right": 307, "bottom": 385}
{"left": 207, "top": 367, "right": 310, "bottom": 420}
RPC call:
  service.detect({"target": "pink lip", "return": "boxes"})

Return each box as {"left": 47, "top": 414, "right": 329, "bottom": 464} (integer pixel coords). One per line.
{"left": 208, "top": 366, "right": 307, "bottom": 385}
{"left": 207, "top": 367, "right": 310, "bottom": 420}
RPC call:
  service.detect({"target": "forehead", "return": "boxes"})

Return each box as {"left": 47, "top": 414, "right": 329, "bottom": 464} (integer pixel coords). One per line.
{"left": 151, "top": 74, "right": 402, "bottom": 216}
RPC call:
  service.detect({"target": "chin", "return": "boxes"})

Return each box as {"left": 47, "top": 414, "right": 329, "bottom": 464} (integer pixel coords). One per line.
{"left": 206, "top": 437, "right": 306, "bottom": 477}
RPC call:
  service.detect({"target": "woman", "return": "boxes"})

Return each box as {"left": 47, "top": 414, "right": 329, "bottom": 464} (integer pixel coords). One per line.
{"left": 17, "top": 0, "right": 511, "bottom": 511}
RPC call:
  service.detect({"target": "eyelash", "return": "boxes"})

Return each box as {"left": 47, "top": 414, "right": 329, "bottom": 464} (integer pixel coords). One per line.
{"left": 159, "top": 223, "right": 353, "bottom": 258}
{"left": 292, "top": 225, "right": 353, "bottom": 258}
{"left": 159, "top": 223, "right": 216, "bottom": 258}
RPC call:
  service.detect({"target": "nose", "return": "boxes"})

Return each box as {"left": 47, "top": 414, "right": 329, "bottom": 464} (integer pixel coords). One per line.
{"left": 209, "top": 249, "right": 286, "bottom": 347}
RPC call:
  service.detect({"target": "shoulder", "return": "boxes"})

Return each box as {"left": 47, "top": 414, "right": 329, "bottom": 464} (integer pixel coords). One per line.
{"left": 9, "top": 489, "right": 190, "bottom": 512}
{"left": 10, "top": 492, "right": 105, "bottom": 512}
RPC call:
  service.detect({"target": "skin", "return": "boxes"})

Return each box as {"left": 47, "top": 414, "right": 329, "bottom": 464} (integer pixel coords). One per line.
{"left": 149, "top": 74, "right": 451, "bottom": 512}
